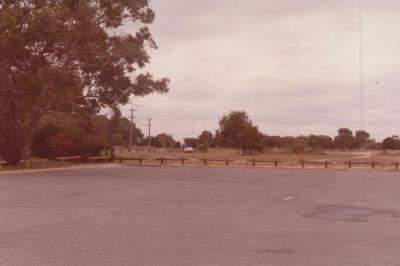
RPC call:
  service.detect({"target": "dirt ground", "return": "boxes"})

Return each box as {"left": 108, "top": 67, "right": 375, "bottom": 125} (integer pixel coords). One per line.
{"left": 1, "top": 165, "right": 400, "bottom": 266}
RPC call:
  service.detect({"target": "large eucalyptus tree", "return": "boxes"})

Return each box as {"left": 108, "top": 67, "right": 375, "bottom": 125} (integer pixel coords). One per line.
{"left": 0, "top": 0, "right": 169, "bottom": 164}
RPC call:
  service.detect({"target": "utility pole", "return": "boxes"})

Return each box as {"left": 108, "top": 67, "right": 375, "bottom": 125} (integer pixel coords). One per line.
{"left": 147, "top": 118, "right": 152, "bottom": 149}
{"left": 128, "top": 104, "right": 139, "bottom": 151}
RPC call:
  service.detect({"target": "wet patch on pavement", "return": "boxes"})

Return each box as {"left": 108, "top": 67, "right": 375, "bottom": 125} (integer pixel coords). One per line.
{"left": 303, "top": 204, "right": 400, "bottom": 222}
{"left": 246, "top": 247, "right": 295, "bottom": 255}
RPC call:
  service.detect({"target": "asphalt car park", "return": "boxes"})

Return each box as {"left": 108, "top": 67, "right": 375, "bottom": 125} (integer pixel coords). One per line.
{"left": 1, "top": 166, "right": 400, "bottom": 266}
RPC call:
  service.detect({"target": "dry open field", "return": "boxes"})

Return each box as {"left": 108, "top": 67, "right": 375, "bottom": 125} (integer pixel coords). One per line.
{"left": 116, "top": 148, "right": 400, "bottom": 170}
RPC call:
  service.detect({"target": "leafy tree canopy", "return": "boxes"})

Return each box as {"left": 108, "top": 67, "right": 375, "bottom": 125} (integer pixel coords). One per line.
{"left": 218, "top": 111, "right": 263, "bottom": 154}
{"left": 0, "top": 0, "right": 169, "bottom": 164}
{"left": 198, "top": 130, "right": 214, "bottom": 147}
{"left": 183, "top": 138, "right": 198, "bottom": 148}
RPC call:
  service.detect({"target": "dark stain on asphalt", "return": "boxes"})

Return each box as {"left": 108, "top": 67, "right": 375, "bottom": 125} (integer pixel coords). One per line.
{"left": 303, "top": 204, "right": 400, "bottom": 222}
{"left": 246, "top": 247, "right": 295, "bottom": 255}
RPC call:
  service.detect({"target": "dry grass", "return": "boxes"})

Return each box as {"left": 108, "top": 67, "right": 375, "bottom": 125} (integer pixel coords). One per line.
{"left": 116, "top": 148, "right": 400, "bottom": 170}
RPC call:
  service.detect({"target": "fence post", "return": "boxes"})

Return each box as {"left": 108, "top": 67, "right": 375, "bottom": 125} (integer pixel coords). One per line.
{"left": 252, "top": 158, "right": 256, "bottom": 167}
{"left": 160, "top": 157, "right": 164, "bottom": 165}
{"left": 204, "top": 158, "right": 207, "bottom": 165}
{"left": 181, "top": 158, "right": 185, "bottom": 166}
{"left": 301, "top": 160, "right": 304, "bottom": 168}
{"left": 225, "top": 158, "right": 229, "bottom": 166}
{"left": 324, "top": 160, "right": 328, "bottom": 169}
{"left": 139, "top": 158, "right": 143, "bottom": 165}
{"left": 349, "top": 161, "right": 352, "bottom": 169}
{"left": 275, "top": 159, "right": 278, "bottom": 168}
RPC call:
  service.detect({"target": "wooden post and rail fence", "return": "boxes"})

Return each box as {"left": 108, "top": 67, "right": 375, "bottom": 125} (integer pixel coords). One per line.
{"left": 298, "top": 160, "right": 333, "bottom": 169}
{"left": 117, "top": 157, "right": 400, "bottom": 171}
{"left": 199, "top": 158, "right": 234, "bottom": 166}
{"left": 344, "top": 160, "right": 380, "bottom": 169}
{"left": 1, "top": 156, "right": 400, "bottom": 171}
{"left": 247, "top": 158, "right": 282, "bottom": 168}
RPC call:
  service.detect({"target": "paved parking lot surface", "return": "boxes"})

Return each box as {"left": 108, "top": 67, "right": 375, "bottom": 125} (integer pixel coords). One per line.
{"left": 1, "top": 166, "right": 400, "bottom": 266}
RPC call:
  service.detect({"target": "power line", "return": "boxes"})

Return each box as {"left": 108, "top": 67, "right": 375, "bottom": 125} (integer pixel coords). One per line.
{"left": 358, "top": 0, "right": 365, "bottom": 129}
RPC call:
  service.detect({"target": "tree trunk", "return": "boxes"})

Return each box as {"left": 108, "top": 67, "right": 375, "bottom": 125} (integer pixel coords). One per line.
{"left": 0, "top": 65, "right": 41, "bottom": 165}
{"left": 0, "top": 134, "right": 23, "bottom": 165}
{"left": 0, "top": 108, "right": 24, "bottom": 165}
{"left": 0, "top": 64, "right": 35, "bottom": 165}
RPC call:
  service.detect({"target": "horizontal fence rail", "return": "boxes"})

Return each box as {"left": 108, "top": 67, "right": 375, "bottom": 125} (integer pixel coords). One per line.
{"left": 298, "top": 160, "right": 333, "bottom": 169}
{"left": 247, "top": 159, "right": 283, "bottom": 167}
{"left": 119, "top": 157, "right": 146, "bottom": 165}
{"left": 344, "top": 160, "right": 380, "bottom": 169}
{"left": 56, "top": 156, "right": 82, "bottom": 163}
{"left": 199, "top": 158, "right": 234, "bottom": 166}
{"left": 156, "top": 157, "right": 188, "bottom": 165}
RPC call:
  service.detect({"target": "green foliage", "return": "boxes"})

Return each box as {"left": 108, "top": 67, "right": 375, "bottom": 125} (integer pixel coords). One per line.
{"left": 45, "top": 133, "right": 78, "bottom": 158}
{"left": 353, "top": 130, "right": 370, "bottom": 148}
{"left": 196, "top": 143, "right": 209, "bottom": 153}
{"left": 175, "top": 141, "right": 182, "bottom": 148}
{"left": 382, "top": 136, "right": 400, "bottom": 150}
{"left": 290, "top": 138, "right": 306, "bottom": 154}
{"left": 183, "top": 138, "right": 198, "bottom": 148}
{"left": 31, "top": 123, "right": 63, "bottom": 157}
{"left": 308, "top": 135, "right": 333, "bottom": 149}
{"left": 198, "top": 130, "right": 215, "bottom": 148}
{"left": 218, "top": 111, "right": 263, "bottom": 154}
{"left": 140, "top": 133, "right": 177, "bottom": 148}
{"left": 79, "top": 136, "right": 106, "bottom": 158}
{"left": 334, "top": 128, "right": 354, "bottom": 149}
{"left": 151, "top": 133, "right": 176, "bottom": 148}
{"left": 31, "top": 112, "right": 143, "bottom": 158}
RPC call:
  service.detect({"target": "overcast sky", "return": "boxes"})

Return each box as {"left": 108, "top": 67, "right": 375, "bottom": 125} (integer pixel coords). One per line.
{"left": 122, "top": 0, "right": 400, "bottom": 141}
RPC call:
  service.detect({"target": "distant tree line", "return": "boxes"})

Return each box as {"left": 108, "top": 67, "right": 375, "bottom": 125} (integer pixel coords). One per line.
{"left": 182, "top": 111, "right": 400, "bottom": 154}
{"left": 5, "top": 109, "right": 400, "bottom": 160}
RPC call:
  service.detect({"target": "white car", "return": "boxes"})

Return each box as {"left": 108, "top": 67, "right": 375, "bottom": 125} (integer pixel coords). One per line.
{"left": 183, "top": 147, "right": 194, "bottom": 153}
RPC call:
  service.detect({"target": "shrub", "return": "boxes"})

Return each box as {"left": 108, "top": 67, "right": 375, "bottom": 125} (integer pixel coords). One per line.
{"left": 46, "top": 133, "right": 78, "bottom": 158}
{"left": 31, "top": 124, "right": 62, "bottom": 158}
{"left": 79, "top": 137, "right": 105, "bottom": 158}
{"left": 197, "top": 143, "right": 209, "bottom": 153}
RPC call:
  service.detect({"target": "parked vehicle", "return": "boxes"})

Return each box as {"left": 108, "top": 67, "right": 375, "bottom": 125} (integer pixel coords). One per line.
{"left": 183, "top": 147, "right": 194, "bottom": 153}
